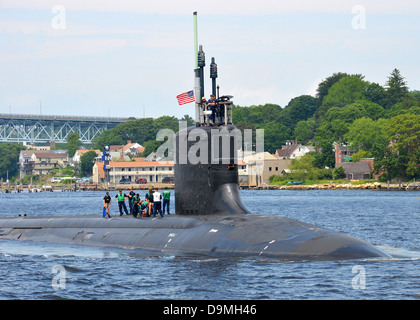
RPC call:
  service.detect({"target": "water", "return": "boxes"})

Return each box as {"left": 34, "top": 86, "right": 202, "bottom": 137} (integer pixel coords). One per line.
{"left": 0, "top": 189, "right": 419, "bottom": 300}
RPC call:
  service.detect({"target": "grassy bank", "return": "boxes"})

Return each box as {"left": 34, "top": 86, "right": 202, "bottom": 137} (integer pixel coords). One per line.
{"left": 265, "top": 179, "right": 419, "bottom": 190}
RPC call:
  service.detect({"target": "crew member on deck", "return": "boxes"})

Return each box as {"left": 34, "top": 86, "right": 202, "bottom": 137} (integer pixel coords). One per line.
{"left": 207, "top": 94, "right": 217, "bottom": 123}
{"left": 103, "top": 192, "right": 112, "bottom": 218}
{"left": 115, "top": 190, "right": 129, "bottom": 216}
{"left": 127, "top": 188, "right": 136, "bottom": 214}
{"left": 153, "top": 188, "right": 163, "bottom": 218}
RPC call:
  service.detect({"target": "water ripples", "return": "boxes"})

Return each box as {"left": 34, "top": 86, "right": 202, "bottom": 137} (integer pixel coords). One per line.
{"left": 0, "top": 190, "right": 419, "bottom": 299}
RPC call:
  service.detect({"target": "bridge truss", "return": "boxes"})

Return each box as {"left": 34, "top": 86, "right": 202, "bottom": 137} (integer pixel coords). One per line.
{"left": 0, "top": 114, "right": 129, "bottom": 144}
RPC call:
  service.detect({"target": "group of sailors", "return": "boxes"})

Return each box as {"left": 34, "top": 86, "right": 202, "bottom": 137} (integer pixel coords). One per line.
{"left": 102, "top": 187, "right": 171, "bottom": 219}
{"left": 201, "top": 94, "right": 225, "bottom": 125}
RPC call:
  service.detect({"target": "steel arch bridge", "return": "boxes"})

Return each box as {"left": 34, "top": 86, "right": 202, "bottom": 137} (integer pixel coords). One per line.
{"left": 0, "top": 113, "right": 129, "bottom": 144}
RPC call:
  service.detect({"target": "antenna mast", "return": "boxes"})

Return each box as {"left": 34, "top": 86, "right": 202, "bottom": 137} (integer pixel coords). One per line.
{"left": 193, "top": 12, "right": 202, "bottom": 126}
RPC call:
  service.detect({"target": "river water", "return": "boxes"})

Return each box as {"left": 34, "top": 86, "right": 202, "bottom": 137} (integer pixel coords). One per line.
{"left": 0, "top": 189, "right": 419, "bottom": 301}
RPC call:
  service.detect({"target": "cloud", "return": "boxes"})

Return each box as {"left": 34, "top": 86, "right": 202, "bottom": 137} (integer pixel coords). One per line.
{"left": 1, "top": 0, "right": 420, "bottom": 15}
{"left": 0, "top": 19, "right": 145, "bottom": 37}
{"left": 0, "top": 37, "right": 127, "bottom": 62}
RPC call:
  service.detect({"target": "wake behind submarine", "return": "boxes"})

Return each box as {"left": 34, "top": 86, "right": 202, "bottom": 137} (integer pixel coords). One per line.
{"left": 0, "top": 13, "right": 389, "bottom": 261}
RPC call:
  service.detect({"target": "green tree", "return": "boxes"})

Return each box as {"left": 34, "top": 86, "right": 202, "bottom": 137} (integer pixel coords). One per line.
{"left": 373, "top": 148, "right": 401, "bottom": 181}
{"left": 350, "top": 149, "right": 368, "bottom": 162}
{"left": 235, "top": 121, "right": 257, "bottom": 150}
{"left": 289, "top": 153, "right": 329, "bottom": 181}
{"left": 141, "top": 140, "right": 164, "bottom": 157}
{"left": 263, "top": 122, "right": 291, "bottom": 154}
{"left": 383, "top": 114, "right": 420, "bottom": 178}
{"left": 60, "top": 167, "right": 75, "bottom": 176}
{"left": 232, "top": 104, "right": 282, "bottom": 127}
{"left": 315, "top": 120, "right": 349, "bottom": 144}
{"left": 66, "top": 132, "right": 82, "bottom": 157}
{"left": 316, "top": 72, "right": 349, "bottom": 105}
{"left": 385, "top": 68, "right": 409, "bottom": 107}
{"left": 279, "top": 95, "right": 318, "bottom": 129}
{"left": 152, "top": 116, "right": 179, "bottom": 134}
{"left": 80, "top": 151, "right": 98, "bottom": 176}
{"left": 93, "top": 118, "right": 154, "bottom": 150}
{"left": 365, "top": 82, "right": 387, "bottom": 107}
{"left": 0, "top": 143, "right": 26, "bottom": 180}
{"left": 352, "top": 100, "right": 385, "bottom": 120}
{"left": 312, "top": 141, "right": 335, "bottom": 169}
{"left": 92, "top": 128, "right": 125, "bottom": 150}
{"left": 333, "top": 166, "right": 346, "bottom": 179}
{"left": 344, "top": 117, "right": 389, "bottom": 157}
{"left": 294, "top": 118, "right": 316, "bottom": 144}
{"left": 318, "top": 75, "right": 369, "bottom": 118}
{"left": 180, "top": 114, "right": 195, "bottom": 127}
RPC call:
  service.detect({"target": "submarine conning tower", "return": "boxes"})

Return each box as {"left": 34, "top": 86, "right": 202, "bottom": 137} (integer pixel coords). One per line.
{"left": 174, "top": 12, "right": 249, "bottom": 216}
{"left": 174, "top": 123, "right": 251, "bottom": 216}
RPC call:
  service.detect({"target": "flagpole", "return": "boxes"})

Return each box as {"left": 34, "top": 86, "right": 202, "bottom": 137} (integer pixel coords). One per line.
{"left": 193, "top": 12, "right": 198, "bottom": 69}
{"left": 193, "top": 11, "right": 201, "bottom": 126}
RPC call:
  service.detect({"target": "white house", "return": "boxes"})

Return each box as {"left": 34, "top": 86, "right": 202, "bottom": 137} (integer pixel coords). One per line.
{"left": 275, "top": 140, "right": 315, "bottom": 160}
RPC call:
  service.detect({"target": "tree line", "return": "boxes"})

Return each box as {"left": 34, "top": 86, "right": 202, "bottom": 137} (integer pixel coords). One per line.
{"left": 233, "top": 69, "right": 419, "bottom": 181}
{"left": 1, "top": 69, "right": 418, "bottom": 182}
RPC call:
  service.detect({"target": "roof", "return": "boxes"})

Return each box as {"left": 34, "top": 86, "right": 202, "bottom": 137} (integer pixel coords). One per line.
{"left": 244, "top": 152, "right": 277, "bottom": 162}
{"left": 341, "top": 162, "right": 372, "bottom": 174}
{"left": 122, "top": 143, "right": 144, "bottom": 153}
{"left": 275, "top": 144, "right": 298, "bottom": 158}
{"left": 20, "top": 150, "right": 35, "bottom": 157}
{"left": 96, "top": 160, "right": 174, "bottom": 168}
{"left": 32, "top": 151, "right": 67, "bottom": 158}
{"left": 109, "top": 142, "right": 145, "bottom": 155}
{"left": 76, "top": 149, "right": 100, "bottom": 156}
{"left": 336, "top": 144, "right": 356, "bottom": 153}
{"left": 109, "top": 145, "right": 123, "bottom": 151}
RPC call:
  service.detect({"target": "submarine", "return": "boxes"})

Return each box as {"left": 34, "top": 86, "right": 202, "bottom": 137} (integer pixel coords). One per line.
{"left": 0, "top": 13, "right": 389, "bottom": 261}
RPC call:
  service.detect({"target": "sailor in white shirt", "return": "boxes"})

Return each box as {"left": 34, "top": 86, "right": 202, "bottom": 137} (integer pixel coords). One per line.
{"left": 153, "top": 189, "right": 163, "bottom": 217}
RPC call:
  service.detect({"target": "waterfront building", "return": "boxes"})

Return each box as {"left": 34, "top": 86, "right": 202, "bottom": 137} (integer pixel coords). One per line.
{"left": 92, "top": 160, "right": 174, "bottom": 185}
{"left": 246, "top": 152, "right": 291, "bottom": 187}
{"left": 19, "top": 150, "right": 68, "bottom": 178}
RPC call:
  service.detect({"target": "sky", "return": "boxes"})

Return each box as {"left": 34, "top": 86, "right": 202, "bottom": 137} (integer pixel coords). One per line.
{"left": 0, "top": 0, "right": 419, "bottom": 120}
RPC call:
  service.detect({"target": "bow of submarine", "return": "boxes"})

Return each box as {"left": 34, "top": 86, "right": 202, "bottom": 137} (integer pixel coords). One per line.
{"left": 183, "top": 212, "right": 390, "bottom": 261}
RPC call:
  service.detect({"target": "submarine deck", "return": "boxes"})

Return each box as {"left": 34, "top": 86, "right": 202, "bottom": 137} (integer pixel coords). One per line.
{"left": 0, "top": 213, "right": 389, "bottom": 261}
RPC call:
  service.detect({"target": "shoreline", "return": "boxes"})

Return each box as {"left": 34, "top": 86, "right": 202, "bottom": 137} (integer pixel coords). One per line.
{"left": 2, "top": 182, "right": 419, "bottom": 193}
{"left": 241, "top": 182, "right": 420, "bottom": 191}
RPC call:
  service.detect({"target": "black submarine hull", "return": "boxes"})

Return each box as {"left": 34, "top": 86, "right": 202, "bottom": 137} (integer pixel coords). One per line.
{"left": 0, "top": 211, "right": 388, "bottom": 261}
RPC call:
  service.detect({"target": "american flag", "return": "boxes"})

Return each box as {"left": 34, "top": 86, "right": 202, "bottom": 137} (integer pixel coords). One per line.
{"left": 176, "top": 90, "right": 195, "bottom": 105}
